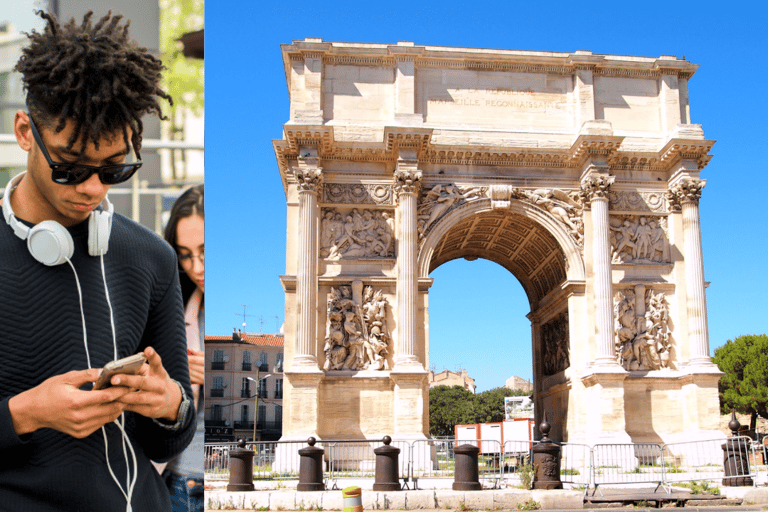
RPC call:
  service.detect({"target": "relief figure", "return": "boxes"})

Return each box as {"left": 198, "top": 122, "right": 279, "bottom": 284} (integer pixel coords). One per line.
{"left": 320, "top": 208, "right": 395, "bottom": 259}
{"left": 324, "top": 282, "right": 391, "bottom": 372}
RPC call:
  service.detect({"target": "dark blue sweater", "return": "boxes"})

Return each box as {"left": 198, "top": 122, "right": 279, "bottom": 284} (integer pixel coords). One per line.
{"left": 0, "top": 211, "right": 195, "bottom": 511}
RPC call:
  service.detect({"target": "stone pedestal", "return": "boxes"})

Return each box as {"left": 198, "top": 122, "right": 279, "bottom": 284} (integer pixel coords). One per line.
{"left": 373, "top": 436, "right": 401, "bottom": 491}
{"left": 297, "top": 438, "right": 326, "bottom": 491}
{"left": 532, "top": 416, "right": 563, "bottom": 490}
{"left": 722, "top": 414, "right": 754, "bottom": 487}
{"left": 453, "top": 443, "right": 482, "bottom": 491}
{"left": 227, "top": 440, "right": 254, "bottom": 492}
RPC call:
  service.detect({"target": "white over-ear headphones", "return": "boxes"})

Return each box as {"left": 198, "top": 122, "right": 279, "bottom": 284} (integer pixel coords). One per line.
{"left": 2, "top": 172, "right": 113, "bottom": 266}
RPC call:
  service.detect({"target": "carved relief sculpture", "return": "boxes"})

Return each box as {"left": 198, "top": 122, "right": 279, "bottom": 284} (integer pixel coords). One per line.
{"left": 541, "top": 312, "right": 569, "bottom": 376}
{"left": 319, "top": 208, "right": 395, "bottom": 259}
{"left": 613, "top": 289, "right": 673, "bottom": 371}
{"left": 608, "top": 215, "right": 670, "bottom": 264}
{"left": 416, "top": 184, "right": 485, "bottom": 237}
{"left": 512, "top": 188, "right": 584, "bottom": 247}
{"left": 323, "top": 281, "right": 390, "bottom": 371}
{"left": 323, "top": 183, "right": 394, "bottom": 205}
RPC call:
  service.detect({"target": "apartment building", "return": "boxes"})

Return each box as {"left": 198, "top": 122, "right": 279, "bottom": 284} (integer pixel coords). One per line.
{"left": 205, "top": 331, "right": 284, "bottom": 442}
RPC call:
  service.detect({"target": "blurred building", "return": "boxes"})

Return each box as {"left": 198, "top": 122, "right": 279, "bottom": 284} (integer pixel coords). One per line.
{"left": 505, "top": 375, "right": 533, "bottom": 393}
{"left": 428, "top": 368, "right": 476, "bottom": 394}
{"left": 205, "top": 331, "right": 284, "bottom": 442}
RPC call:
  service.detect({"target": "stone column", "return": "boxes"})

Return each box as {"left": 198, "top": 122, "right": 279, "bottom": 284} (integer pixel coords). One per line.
{"left": 668, "top": 178, "right": 712, "bottom": 366}
{"left": 293, "top": 162, "right": 323, "bottom": 369}
{"left": 393, "top": 160, "right": 422, "bottom": 369}
{"left": 581, "top": 173, "right": 617, "bottom": 367}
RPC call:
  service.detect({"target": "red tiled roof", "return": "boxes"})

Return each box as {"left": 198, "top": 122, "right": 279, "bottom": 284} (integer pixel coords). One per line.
{"left": 205, "top": 332, "right": 284, "bottom": 347}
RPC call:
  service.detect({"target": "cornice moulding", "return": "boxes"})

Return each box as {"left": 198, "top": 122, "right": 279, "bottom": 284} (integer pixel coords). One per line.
{"left": 281, "top": 40, "right": 698, "bottom": 79}
{"left": 274, "top": 128, "right": 714, "bottom": 191}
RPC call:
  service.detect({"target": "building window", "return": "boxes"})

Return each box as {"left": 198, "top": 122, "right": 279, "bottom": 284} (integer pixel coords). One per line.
{"left": 257, "top": 405, "right": 267, "bottom": 429}
{"left": 212, "top": 405, "right": 222, "bottom": 422}
{"left": 258, "top": 378, "right": 267, "bottom": 399}
{"left": 275, "top": 378, "right": 283, "bottom": 399}
{"left": 259, "top": 352, "right": 269, "bottom": 372}
{"left": 275, "top": 405, "right": 282, "bottom": 423}
{"left": 242, "top": 351, "right": 251, "bottom": 371}
{"left": 241, "top": 404, "right": 249, "bottom": 422}
{"left": 212, "top": 350, "right": 225, "bottom": 370}
{"left": 275, "top": 353, "right": 283, "bottom": 372}
{"left": 211, "top": 376, "right": 224, "bottom": 397}
{"left": 241, "top": 377, "right": 251, "bottom": 398}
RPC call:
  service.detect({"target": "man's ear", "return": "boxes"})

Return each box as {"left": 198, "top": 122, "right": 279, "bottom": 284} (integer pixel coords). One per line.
{"left": 14, "top": 110, "right": 33, "bottom": 152}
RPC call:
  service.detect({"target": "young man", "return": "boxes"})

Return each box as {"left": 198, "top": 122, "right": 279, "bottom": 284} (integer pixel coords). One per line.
{"left": 0, "top": 11, "right": 195, "bottom": 511}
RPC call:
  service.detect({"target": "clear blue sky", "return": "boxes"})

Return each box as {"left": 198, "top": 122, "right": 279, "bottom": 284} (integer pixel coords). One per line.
{"left": 7, "top": 2, "right": 766, "bottom": 393}
{"left": 205, "top": 1, "right": 768, "bottom": 392}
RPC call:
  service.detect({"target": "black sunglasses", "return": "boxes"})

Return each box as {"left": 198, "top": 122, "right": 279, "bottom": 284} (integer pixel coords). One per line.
{"left": 28, "top": 114, "right": 142, "bottom": 185}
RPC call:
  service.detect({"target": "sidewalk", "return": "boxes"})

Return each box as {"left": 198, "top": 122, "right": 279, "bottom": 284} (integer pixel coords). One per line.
{"left": 204, "top": 485, "right": 768, "bottom": 511}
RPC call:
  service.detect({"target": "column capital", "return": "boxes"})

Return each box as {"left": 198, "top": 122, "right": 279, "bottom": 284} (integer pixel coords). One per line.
{"left": 580, "top": 173, "right": 615, "bottom": 205}
{"left": 394, "top": 163, "right": 422, "bottom": 196}
{"left": 667, "top": 178, "right": 706, "bottom": 211}
{"left": 294, "top": 165, "right": 323, "bottom": 194}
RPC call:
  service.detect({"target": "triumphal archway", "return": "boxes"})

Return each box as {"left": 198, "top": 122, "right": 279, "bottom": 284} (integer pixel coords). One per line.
{"left": 273, "top": 40, "right": 721, "bottom": 447}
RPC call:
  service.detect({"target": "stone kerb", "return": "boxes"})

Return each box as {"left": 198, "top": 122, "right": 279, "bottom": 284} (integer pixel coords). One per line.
{"left": 417, "top": 196, "right": 585, "bottom": 282}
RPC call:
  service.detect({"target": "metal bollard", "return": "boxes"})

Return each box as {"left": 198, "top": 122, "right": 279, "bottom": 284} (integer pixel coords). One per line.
{"left": 722, "top": 413, "right": 753, "bottom": 487}
{"left": 298, "top": 437, "right": 326, "bottom": 491}
{"left": 453, "top": 443, "right": 482, "bottom": 491}
{"left": 532, "top": 413, "right": 563, "bottom": 490}
{"left": 373, "top": 436, "right": 401, "bottom": 491}
{"left": 227, "top": 439, "right": 255, "bottom": 491}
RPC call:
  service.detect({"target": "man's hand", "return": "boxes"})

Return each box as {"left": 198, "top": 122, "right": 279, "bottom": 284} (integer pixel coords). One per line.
{"left": 8, "top": 369, "right": 131, "bottom": 438}
{"left": 113, "top": 347, "right": 182, "bottom": 422}
{"left": 187, "top": 348, "right": 204, "bottom": 386}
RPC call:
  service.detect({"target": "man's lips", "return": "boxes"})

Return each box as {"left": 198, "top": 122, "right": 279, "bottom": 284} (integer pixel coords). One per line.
{"left": 71, "top": 202, "right": 98, "bottom": 212}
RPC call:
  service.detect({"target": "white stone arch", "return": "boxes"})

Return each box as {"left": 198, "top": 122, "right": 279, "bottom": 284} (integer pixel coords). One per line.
{"left": 418, "top": 197, "right": 586, "bottom": 284}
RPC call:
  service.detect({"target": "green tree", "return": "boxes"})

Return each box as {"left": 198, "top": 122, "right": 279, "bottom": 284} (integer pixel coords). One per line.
{"left": 714, "top": 334, "right": 768, "bottom": 430}
{"left": 429, "top": 385, "right": 476, "bottom": 437}
{"left": 474, "top": 387, "right": 529, "bottom": 423}
{"left": 159, "top": 0, "right": 204, "bottom": 181}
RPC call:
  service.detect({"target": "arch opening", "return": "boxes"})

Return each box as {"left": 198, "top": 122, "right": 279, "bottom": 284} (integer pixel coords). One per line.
{"left": 428, "top": 258, "right": 531, "bottom": 394}
{"left": 422, "top": 205, "right": 578, "bottom": 440}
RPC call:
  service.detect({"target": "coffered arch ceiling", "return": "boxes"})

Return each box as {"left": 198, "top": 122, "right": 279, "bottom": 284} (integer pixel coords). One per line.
{"left": 427, "top": 209, "right": 568, "bottom": 307}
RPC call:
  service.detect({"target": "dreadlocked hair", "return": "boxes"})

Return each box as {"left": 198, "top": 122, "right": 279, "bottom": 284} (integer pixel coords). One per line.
{"left": 15, "top": 10, "right": 173, "bottom": 158}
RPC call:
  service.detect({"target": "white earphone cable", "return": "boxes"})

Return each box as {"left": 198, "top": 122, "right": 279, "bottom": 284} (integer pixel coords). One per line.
{"left": 67, "top": 256, "right": 136, "bottom": 512}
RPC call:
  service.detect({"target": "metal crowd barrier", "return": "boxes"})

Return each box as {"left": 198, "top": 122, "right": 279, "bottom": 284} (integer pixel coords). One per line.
{"left": 560, "top": 443, "right": 592, "bottom": 490}
{"left": 203, "top": 436, "right": 763, "bottom": 492}
{"left": 411, "top": 439, "right": 505, "bottom": 489}
{"left": 662, "top": 436, "right": 757, "bottom": 489}
{"left": 498, "top": 440, "right": 536, "bottom": 488}
{"left": 590, "top": 443, "right": 665, "bottom": 495}
{"left": 324, "top": 439, "right": 412, "bottom": 490}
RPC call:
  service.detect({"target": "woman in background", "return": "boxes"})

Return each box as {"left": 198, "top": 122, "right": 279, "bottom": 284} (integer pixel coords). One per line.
{"left": 163, "top": 184, "right": 205, "bottom": 512}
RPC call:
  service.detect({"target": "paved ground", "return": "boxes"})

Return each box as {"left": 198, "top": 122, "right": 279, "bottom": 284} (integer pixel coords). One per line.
{"left": 205, "top": 485, "right": 768, "bottom": 511}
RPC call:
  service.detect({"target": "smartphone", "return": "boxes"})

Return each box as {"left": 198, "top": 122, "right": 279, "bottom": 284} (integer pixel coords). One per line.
{"left": 92, "top": 353, "right": 147, "bottom": 390}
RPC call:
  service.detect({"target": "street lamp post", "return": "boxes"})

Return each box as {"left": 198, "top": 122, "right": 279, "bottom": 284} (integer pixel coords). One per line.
{"left": 247, "top": 374, "right": 271, "bottom": 443}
